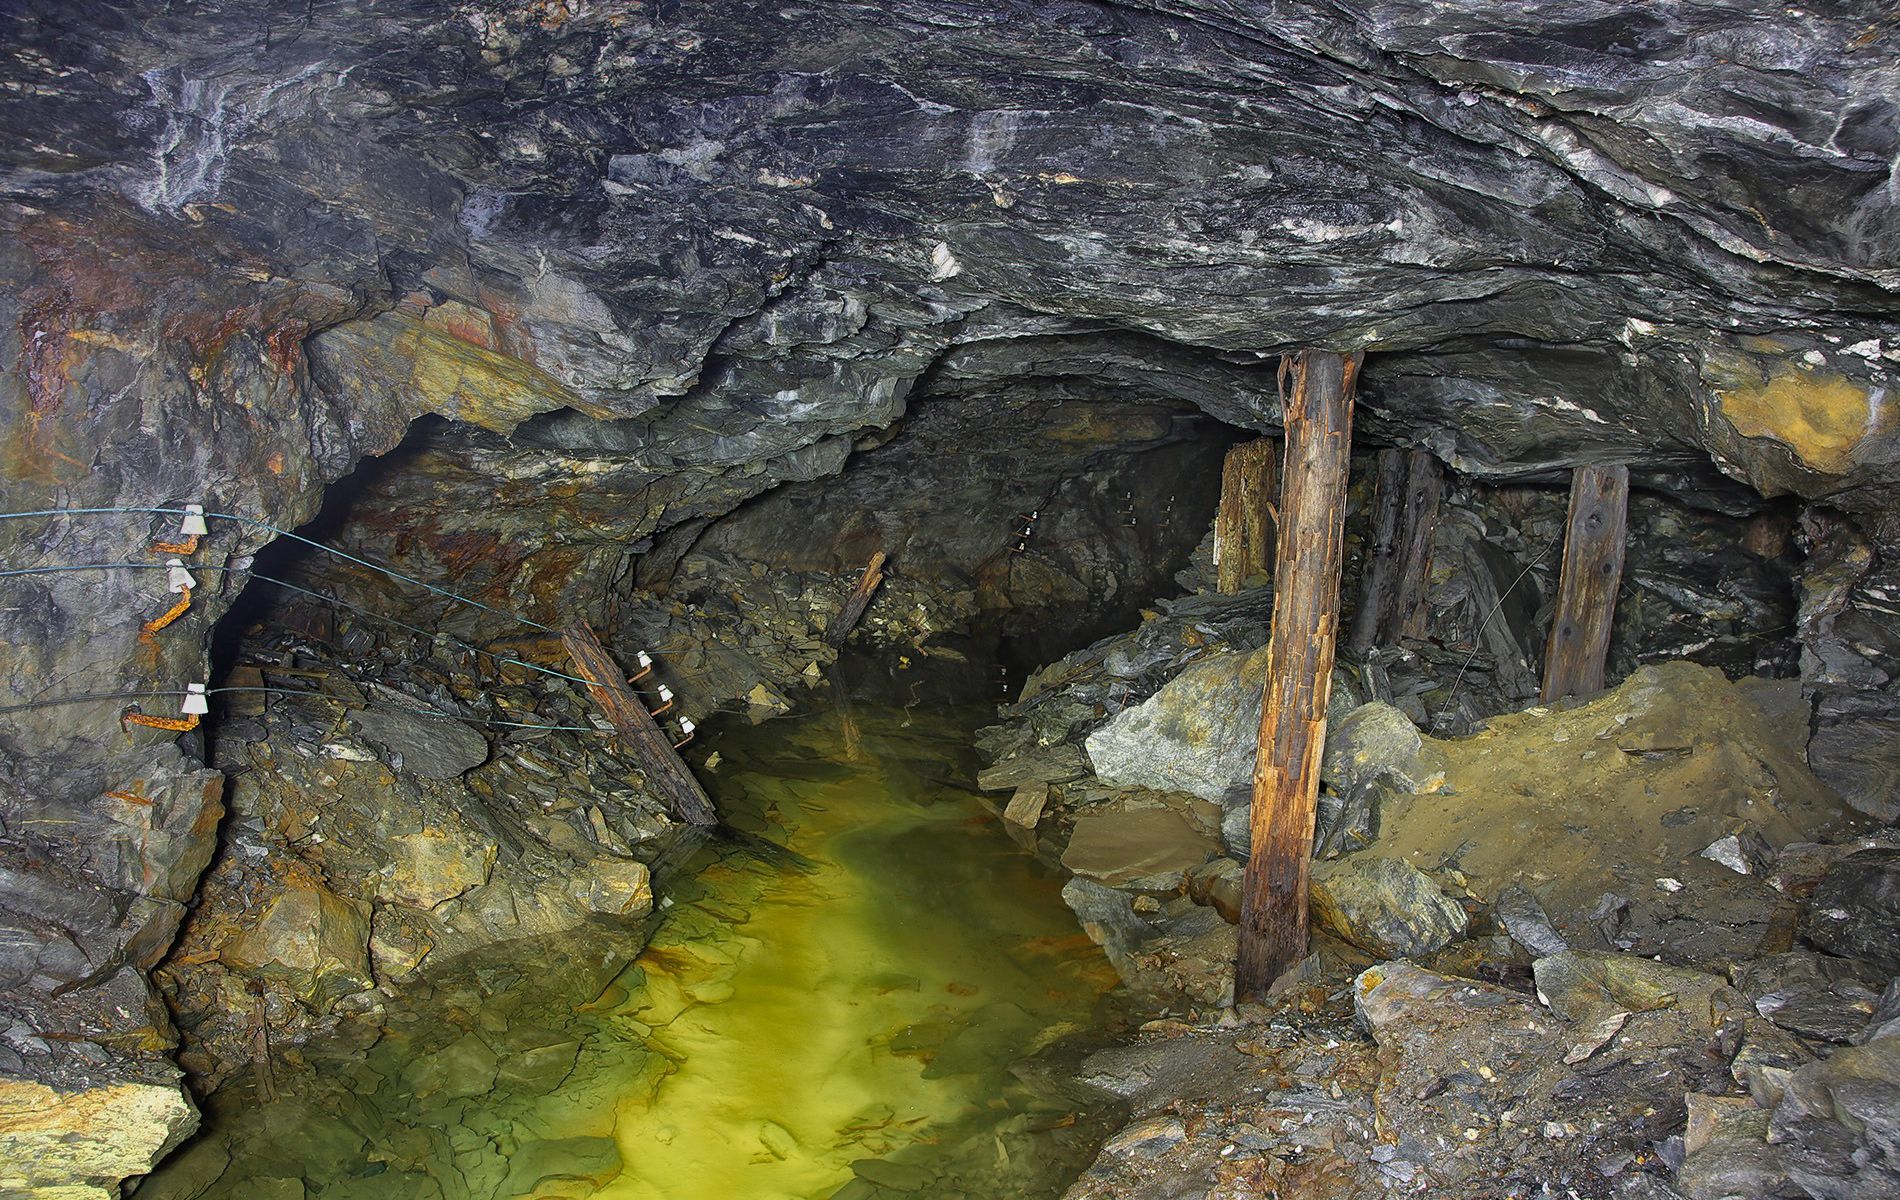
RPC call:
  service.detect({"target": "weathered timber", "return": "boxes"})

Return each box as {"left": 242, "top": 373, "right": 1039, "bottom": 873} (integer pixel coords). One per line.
{"left": 827, "top": 550, "right": 888, "bottom": 646}
{"left": 1540, "top": 464, "right": 1630, "bottom": 703}
{"left": 1347, "top": 447, "right": 1406, "bottom": 654}
{"left": 1214, "top": 439, "right": 1279, "bottom": 594}
{"left": 1237, "top": 350, "right": 1360, "bottom": 999}
{"left": 563, "top": 622, "right": 717, "bottom": 825}
{"left": 1388, "top": 448, "right": 1443, "bottom": 642}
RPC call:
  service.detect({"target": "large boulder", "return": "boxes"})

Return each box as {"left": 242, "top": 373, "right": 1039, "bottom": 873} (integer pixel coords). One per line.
{"left": 1310, "top": 856, "right": 1469, "bottom": 959}
{"left": 221, "top": 885, "right": 374, "bottom": 1007}
{"left": 349, "top": 706, "right": 490, "bottom": 780}
{"left": 1085, "top": 651, "right": 1364, "bottom": 805}
{"left": 1084, "top": 646, "right": 1272, "bottom": 804}
{"left": 0, "top": 1074, "right": 198, "bottom": 1200}
{"left": 1803, "top": 848, "right": 1900, "bottom": 972}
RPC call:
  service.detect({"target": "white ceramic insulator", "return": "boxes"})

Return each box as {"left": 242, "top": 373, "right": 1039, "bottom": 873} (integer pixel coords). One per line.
{"left": 657, "top": 684, "right": 673, "bottom": 702}
{"left": 165, "top": 559, "right": 197, "bottom": 593}
{"left": 637, "top": 650, "right": 653, "bottom": 668}
{"left": 180, "top": 504, "right": 208, "bottom": 536}
{"left": 182, "top": 683, "right": 209, "bottom": 715}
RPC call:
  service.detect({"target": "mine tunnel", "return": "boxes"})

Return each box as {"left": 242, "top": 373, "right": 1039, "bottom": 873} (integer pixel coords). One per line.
{"left": 1, "top": 4, "right": 1898, "bottom": 1199}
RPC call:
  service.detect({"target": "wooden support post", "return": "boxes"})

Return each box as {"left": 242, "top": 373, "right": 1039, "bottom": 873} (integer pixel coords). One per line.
{"left": 1236, "top": 350, "right": 1359, "bottom": 999}
{"left": 1214, "top": 439, "right": 1279, "bottom": 594}
{"left": 1388, "top": 449, "right": 1443, "bottom": 642}
{"left": 1540, "top": 464, "right": 1629, "bottom": 703}
{"left": 827, "top": 551, "right": 888, "bottom": 646}
{"left": 1347, "top": 448, "right": 1406, "bottom": 654}
{"left": 563, "top": 622, "right": 717, "bottom": 825}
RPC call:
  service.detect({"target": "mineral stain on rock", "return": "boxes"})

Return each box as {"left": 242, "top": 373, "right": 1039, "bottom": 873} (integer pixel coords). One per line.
{"left": 4, "top": 3, "right": 1900, "bottom": 1198}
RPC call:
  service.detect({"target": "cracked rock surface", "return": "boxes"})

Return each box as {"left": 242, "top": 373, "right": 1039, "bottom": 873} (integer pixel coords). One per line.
{"left": 3, "top": 1, "right": 1900, "bottom": 1193}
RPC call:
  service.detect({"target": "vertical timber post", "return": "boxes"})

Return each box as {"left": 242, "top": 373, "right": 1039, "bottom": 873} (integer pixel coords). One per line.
{"left": 1214, "top": 439, "right": 1279, "bottom": 594}
{"left": 1388, "top": 449, "right": 1443, "bottom": 642}
{"left": 1236, "top": 350, "right": 1360, "bottom": 999}
{"left": 1347, "top": 447, "right": 1406, "bottom": 654}
{"left": 1540, "top": 464, "right": 1629, "bottom": 703}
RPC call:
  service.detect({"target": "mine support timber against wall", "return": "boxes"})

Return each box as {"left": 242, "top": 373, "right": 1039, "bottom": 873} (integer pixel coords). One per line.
{"left": 1348, "top": 448, "right": 1406, "bottom": 654}
{"left": 563, "top": 622, "right": 718, "bottom": 825}
{"left": 1214, "top": 439, "right": 1279, "bottom": 594}
{"left": 1540, "top": 464, "right": 1630, "bottom": 703}
{"left": 1390, "top": 449, "right": 1443, "bottom": 642}
{"left": 1236, "top": 350, "right": 1360, "bottom": 998}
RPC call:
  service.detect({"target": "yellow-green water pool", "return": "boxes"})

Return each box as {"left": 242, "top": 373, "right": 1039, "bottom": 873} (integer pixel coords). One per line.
{"left": 139, "top": 696, "right": 1123, "bottom": 1200}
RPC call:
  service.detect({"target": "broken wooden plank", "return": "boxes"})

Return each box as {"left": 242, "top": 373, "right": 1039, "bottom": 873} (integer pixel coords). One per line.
{"left": 1388, "top": 448, "right": 1443, "bottom": 642}
{"left": 827, "top": 550, "right": 888, "bottom": 646}
{"left": 1214, "top": 439, "right": 1279, "bottom": 594}
{"left": 1541, "top": 464, "right": 1629, "bottom": 703}
{"left": 1237, "top": 350, "right": 1360, "bottom": 999}
{"left": 1347, "top": 447, "right": 1406, "bottom": 654}
{"left": 562, "top": 622, "right": 717, "bottom": 825}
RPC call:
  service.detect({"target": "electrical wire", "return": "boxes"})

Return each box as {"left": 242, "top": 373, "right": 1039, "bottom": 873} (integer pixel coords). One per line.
{"left": 0, "top": 506, "right": 551, "bottom": 631}
{"left": 0, "top": 684, "right": 603, "bottom": 733}
{"left": 0, "top": 560, "right": 591, "bottom": 685}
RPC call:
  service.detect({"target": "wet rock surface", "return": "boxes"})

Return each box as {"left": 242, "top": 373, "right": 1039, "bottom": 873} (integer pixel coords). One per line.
{"left": 1, "top": 0, "right": 1898, "bottom": 1192}
{"left": 976, "top": 524, "right": 1891, "bottom": 1200}
{"left": 154, "top": 613, "right": 688, "bottom": 1093}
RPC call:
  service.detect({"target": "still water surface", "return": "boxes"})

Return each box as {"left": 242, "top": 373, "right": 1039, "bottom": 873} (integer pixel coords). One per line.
{"left": 141, "top": 697, "right": 1122, "bottom": 1199}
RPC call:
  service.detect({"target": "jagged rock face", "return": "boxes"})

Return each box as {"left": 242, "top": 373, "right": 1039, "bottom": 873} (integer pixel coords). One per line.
{"left": 3, "top": 2, "right": 1900, "bottom": 1193}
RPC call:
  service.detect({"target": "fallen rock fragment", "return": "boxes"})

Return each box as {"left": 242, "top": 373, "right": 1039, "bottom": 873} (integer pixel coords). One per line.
{"left": 1059, "top": 806, "right": 1218, "bottom": 888}
{"left": 1802, "top": 848, "right": 1900, "bottom": 972}
{"left": 0, "top": 1074, "right": 199, "bottom": 1200}
{"left": 1310, "top": 855, "right": 1469, "bottom": 959}
{"left": 1497, "top": 883, "right": 1569, "bottom": 957}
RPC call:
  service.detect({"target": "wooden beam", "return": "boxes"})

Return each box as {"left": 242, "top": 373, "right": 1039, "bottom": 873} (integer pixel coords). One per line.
{"left": 1540, "top": 464, "right": 1629, "bottom": 703}
{"left": 1214, "top": 439, "right": 1279, "bottom": 594}
{"left": 1347, "top": 447, "right": 1406, "bottom": 654}
{"left": 562, "top": 622, "right": 717, "bottom": 826}
{"left": 1388, "top": 449, "right": 1443, "bottom": 642}
{"left": 1236, "top": 350, "right": 1359, "bottom": 999}
{"left": 827, "top": 550, "right": 888, "bottom": 646}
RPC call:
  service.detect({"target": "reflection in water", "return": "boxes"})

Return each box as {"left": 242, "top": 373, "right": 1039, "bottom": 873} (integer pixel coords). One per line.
{"left": 140, "top": 695, "right": 1123, "bottom": 1200}
{"left": 604, "top": 700, "right": 1122, "bottom": 1198}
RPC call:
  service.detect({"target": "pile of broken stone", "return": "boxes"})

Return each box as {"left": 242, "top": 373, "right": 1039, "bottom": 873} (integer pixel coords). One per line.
{"left": 157, "top": 613, "right": 693, "bottom": 1093}
{"left": 977, "top": 588, "right": 1896, "bottom": 1200}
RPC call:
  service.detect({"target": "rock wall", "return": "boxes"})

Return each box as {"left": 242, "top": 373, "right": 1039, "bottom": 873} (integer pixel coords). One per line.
{"left": 3, "top": 1, "right": 1900, "bottom": 1192}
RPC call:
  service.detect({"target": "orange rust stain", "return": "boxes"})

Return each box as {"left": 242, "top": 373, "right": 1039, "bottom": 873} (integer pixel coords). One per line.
{"left": 267, "top": 452, "right": 286, "bottom": 475}
{"left": 104, "top": 790, "right": 152, "bottom": 806}
{"left": 265, "top": 322, "right": 307, "bottom": 375}
{"left": 437, "top": 308, "right": 497, "bottom": 350}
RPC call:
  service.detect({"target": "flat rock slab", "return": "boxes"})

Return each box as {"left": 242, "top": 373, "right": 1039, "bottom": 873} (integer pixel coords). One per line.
{"left": 351, "top": 707, "right": 489, "bottom": 779}
{"left": 976, "top": 744, "right": 1089, "bottom": 792}
{"left": 1061, "top": 808, "right": 1218, "bottom": 887}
